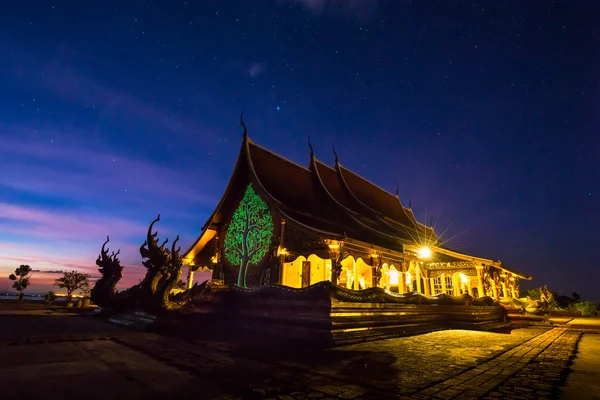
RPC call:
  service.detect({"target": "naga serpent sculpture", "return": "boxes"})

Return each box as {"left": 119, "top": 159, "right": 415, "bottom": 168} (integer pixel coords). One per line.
{"left": 92, "top": 215, "right": 193, "bottom": 313}
{"left": 499, "top": 285, "right": 554, "bottom": 316}
{"left": 90, "top": 236, "right": 123, "bottom": 308}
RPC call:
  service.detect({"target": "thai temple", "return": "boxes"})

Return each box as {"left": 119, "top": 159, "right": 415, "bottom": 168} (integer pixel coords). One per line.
{"left": 182, "top": 120, "right": 530, "bottom": 300}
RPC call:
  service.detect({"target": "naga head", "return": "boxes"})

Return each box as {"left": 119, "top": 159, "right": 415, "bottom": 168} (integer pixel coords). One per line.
{"left": 111, "top": 249, "right": 123, "bottom": 278}
{"left": 97, "top": 236, "right": 111, "bottom": 273}
{"left": 146, "top": 214, "right": 161, "bottom": 250}
{"left": 171, "top": 235, "right": 182, "bottom": 266}
{"left": 100, "top": 236, "right": 111, "bottom": 262}
{"left": 160, "top": 238, "right": 169, "bottom": 250}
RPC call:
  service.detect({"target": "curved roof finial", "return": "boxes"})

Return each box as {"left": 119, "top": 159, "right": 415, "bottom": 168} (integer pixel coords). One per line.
{"left": 308, "top": 136, "right": 314, "bottom": 158}
{"left": 332, "top": 143, "right": 339, "bottom": 164}
{"left": 240, "top": 112, "right": 247, "bottom": 138}
{"left": 395, "top": 182, "right": 400, "bottom": 198}
{"left": 408, "top": 197, "right": 412, "bottom": 208}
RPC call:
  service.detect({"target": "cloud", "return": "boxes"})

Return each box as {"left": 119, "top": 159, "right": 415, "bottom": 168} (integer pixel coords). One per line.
{"left": 281, "top": 0, "right": 379, "bottom": 20}
{"left": 249, "top": 62, "right": 267, "bottom": 78}
{"left": 0, "top": 129, "right": 218, "bottom": 212}
{"left": 0, "top": 202, "right": 147, "bottom": 241}
{"left": 31, "top": 269, "right": 64, "bottom": 274}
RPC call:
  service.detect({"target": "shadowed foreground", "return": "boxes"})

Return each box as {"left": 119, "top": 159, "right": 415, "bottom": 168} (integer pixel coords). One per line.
{"left": 0, "top": 303, "right": 596, "bottom": 399}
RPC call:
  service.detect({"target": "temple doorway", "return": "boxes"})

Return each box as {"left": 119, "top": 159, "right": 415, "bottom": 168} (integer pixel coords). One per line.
{"left": 281, "top": 254, "right": 332, "bottom": 288}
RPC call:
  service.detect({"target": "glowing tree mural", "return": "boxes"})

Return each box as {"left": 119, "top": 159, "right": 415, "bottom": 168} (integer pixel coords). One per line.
{"left": 224, "top": 184, "right": 274, "bottom": 287}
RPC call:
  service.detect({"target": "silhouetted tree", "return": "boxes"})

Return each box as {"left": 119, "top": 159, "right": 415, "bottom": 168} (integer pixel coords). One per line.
{"left": 572, "top": 292, "right": 581, "bottom": 301}
{"left": 9, "top": 265, "right": 33, "bottom": 301}
{"left": 54, "top": 271, "right": 90, "bottom": 302}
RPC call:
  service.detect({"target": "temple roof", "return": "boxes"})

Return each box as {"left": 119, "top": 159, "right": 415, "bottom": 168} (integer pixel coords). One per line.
{"left": 312, "top": 160, "right": 361, "bottom": 214}
{"left": 338, "top": 164, "right": 415, "bottom": 229}
{"left": 246, "top": 137, "right": 450, "bottom": 253}
{"left": 248, "top": 140, "right": 405, "bottom": 245}
{"left": 183, "top": 127, "right": 529, "bottom": 279}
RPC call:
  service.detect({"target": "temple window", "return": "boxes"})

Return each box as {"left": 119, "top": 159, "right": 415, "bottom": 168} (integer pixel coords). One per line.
{"left": 444, "top": 275, "right": 453, "bottom": 294}
{"left": 433, "top": 276, "right": 443, "bottom": 294}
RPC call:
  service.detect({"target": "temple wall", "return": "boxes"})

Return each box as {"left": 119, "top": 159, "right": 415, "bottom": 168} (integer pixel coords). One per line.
{"left": 219, "top": 290, "right": 507, "bottom": 347}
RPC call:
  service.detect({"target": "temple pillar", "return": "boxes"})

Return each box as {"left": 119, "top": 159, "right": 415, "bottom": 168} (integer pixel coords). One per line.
{"left": 346, "top": 270, "right": 352, "bottom": 289}
{"left": 491, "top": 280, "right": 499, "bottom": 299}
{"left": 416, "top": 263, "right": 422, "bottom": 294}
{"left": 424, "top": 273, "right": 431, "bottom": 296}
{"left": 468, "top": 277, "right": 475, "bottom": 296}
{"left": 398, "top": 271, "right": 405, "bottom": 294}
{"left": 352, "top": 257, "right": 358, "bottom": 290}
{"left": 441, "top": 273, "right": 447, "bottom": 294}
{"left": 452, "top": 274, "right": 459, "bottom": 296}
{"left": 511, "top": 283, "right": 517, "bottom": 298}
{"left": 186, "top": 266, "right": 194, "bottom": 289}
{"left": 430, "top": 278, "right": 435, "bottom": 295}
{"left": 476, "top": 267, "right": 484, "bottom": 298}
{"left": 501, "top": 281, "right": 507, "bottom": 298}
{"left": 329, "top": 255, "right": 338, "bottom": 285}
{"left": 372, "top": 269, "right": 377, "bottom": 288}
{"left": 280, "top": 219, "right": 286, "bottom": 285}
{"left": 456, "top": 276, "right": 462, "bottom": 295}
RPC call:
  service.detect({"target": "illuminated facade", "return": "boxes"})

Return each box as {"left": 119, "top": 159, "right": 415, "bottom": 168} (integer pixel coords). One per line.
{"left": 183, "top": 125, "right": 530, "bottom": 299}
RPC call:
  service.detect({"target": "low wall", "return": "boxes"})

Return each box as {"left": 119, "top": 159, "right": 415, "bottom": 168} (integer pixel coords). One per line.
{"left": 216, "top": 283, "right": 507, "bottom": 347}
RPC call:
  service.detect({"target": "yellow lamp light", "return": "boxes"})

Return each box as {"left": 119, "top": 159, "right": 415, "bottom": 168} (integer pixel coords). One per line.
{"left": 418, "top": 247, "right": 431, "bottom": 259}
{"left": 459, "top": 272, "right": 468, "bottom": 284}
{"left": 328, "top": 240, "right": 340, "bottom": 250}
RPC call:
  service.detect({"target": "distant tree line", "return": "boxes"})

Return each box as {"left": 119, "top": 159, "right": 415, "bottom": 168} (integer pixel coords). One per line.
{"left": 6, "top": 266, "right": 90, "bottom": 303}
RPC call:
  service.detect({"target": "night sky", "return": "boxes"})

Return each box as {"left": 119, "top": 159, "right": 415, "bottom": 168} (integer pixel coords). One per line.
{"left": 0, "top": 1, "right": 598, "bottom": 300}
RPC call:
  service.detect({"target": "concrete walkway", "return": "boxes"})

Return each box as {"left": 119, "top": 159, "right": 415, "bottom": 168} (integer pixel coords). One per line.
{"left": 566, "top": 317, "right": 600, "bottom": 329}
{"left": 561, "top": 333, "right": 600, "bottom": 399}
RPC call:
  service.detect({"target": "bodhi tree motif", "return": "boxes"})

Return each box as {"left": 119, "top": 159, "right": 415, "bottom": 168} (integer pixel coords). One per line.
{"left": 224, "top": 184, "right": 274, "bottom": 287}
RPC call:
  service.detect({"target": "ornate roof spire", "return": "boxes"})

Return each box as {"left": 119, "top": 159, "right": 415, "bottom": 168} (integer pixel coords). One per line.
{"left": 308, "top": 136, "right": 314, "bottom": 158}
{"left": 332, "top": 143, "right": 339, "bottom": 164}
{"left": 395, "top": 182, "right": 400, "bottom": 198}
{"left": 240, "top": 112, "right": 247, "bottom": 138}
{"left": 408, "top": 197, "right": 412, "bottom": 208}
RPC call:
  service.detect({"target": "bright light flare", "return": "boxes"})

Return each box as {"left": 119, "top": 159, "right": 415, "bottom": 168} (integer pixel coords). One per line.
{"left": 418, "top": 247, "right": 431, "bottom": 258}
{"left": 388, "top": 269, "right": 399, "bottom": 285}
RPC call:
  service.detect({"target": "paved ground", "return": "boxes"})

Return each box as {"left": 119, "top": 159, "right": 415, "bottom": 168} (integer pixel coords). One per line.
{"left": 561, "top": 334, "right": 600, "bottom": 399}
{"left": 0, "top": 303, "right": 597, "bottom": 399}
